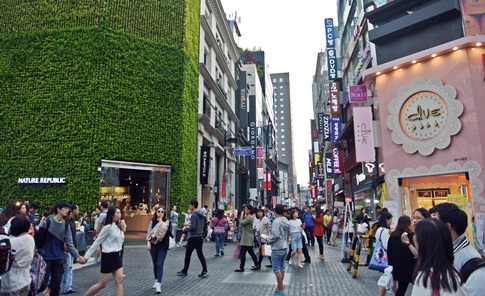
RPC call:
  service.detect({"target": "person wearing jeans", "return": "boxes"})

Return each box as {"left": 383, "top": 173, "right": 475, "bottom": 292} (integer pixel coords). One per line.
{"left": 210, "top": 209, "right": 228, "bottom": 256}
{"left": 177, "top": 200, "right": 208, "bottom": 278}
{"left": 301, "top": 206, "right": 314, "bottom": 246}
{"left": 266, "top": 204, "right": 289, "bottom": 296}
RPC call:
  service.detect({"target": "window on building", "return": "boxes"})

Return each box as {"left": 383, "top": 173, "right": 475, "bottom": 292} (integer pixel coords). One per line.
{"left": 280, "top": 104, "right": 284, "bottom": 107}
{"left": 282, "top": 148, "right": 286, "bottom": 151}
{"left": 282, "top": 154, "right": 286, "bottom": 157}
{"left": 279, "top": 78, "right": 283, "bottom": 82}
{"left": 279, "top": 86, "right": 283, "bottom": 89}
{"left": 280, "top": 99, "right": 284, "bottom": 101}
{"left": 280, "top": 111, "right": 284, "bottom": 114}
{"left": 273, "top": 86, "right": 276, "bottom": 89}
{"left": 280, "top": 117, "right": 284, "bottom": 120}
{"left": 280, "top": 93, "right": 283, "bottom": 95}
{"left": 281, "top": 123, "right": 285, "bottom": 126}
{"left": 281, "top": 129, "right": 285, "bottom": 132}
{"left": 281, "top": 135, "right": 285, "bottom": 139}
{"left": 282, "top": 141, "right": 285, "bottom": 144}
{"left": 273, "top": 78, "right": 276, "bottom": 82}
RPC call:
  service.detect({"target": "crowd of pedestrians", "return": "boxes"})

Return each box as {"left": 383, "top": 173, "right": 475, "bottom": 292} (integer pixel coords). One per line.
{"left": 1, "top": 198, "right": 484, "bottom": 296}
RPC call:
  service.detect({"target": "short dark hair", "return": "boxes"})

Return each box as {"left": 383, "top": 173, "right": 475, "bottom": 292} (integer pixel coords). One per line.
{"left": 434, "top": 203, "right": 467, "bottom": 236}
{"left": 55, "top": 200, "right": 70, "bottom": 212}
{"left": 31, "top": 202, "right": 40, "bottom": 210}
{"left": 381, "top": 207, "right": 389, "bottom": 213}
{"left": 275, "top": 204, "right": 284, "bottom": 215}
{"left": 245, "top": 204, "right": 253, "bottom": 211}
{"left": 10, "top": 215, "right": 32, "bottom": 236}
{"left": 100, "top": 200, "right": 109, "bottom": 209}
{"left": 190, "top": 199, "right": 198, "bottom": 208}
{"left": 69, "top": 204, "right": 78, "bottom": 211}
{"left": 264, "top": 204, "right": 272, "bottom": 210}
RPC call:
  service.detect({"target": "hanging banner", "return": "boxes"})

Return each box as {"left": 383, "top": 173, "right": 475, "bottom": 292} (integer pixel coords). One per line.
{"left": 353, "top": 107, "right": 376, "bottom": 162}
{"left": 318, "top": 113, "right": 325, "bottom": 134}
{"left": 226, "top": 173, "right": 231, "bottom": 203}
{"left": 221, "top": 170, "right": 227, "bottom": 201}
{"left": 199, "top": 146, "right": 211, "bottom": 185}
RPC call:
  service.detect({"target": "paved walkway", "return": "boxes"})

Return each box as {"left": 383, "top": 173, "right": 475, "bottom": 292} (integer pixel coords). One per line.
{"left": 70, "top": 238, "right": 404, "bottom": 296}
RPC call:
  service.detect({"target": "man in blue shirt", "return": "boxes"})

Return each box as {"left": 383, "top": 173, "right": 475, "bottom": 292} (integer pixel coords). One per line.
{"left": 301, "top": 206, "right": 315, "bottom": 246}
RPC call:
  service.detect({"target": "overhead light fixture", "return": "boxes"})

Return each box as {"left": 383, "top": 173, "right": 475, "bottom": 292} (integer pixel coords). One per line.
{"left": 393, "top": 66, "right": 398, "bottom": 69}
{"left": 412, "top": 60, "right": 417, "bottom": 64}
{"left": 453, "top": 47, "right": 459, "bottom": 50}
{"left": 477, "top": 42, "right": 482, "bottom": 46}
{"left": 376, "top": 71, "right": 381, "bottom": 75}
{"left": 432, "top": 54, "right": 437, "bottom": 57}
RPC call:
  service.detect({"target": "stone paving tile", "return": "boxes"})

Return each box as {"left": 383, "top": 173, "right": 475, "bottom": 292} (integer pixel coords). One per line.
{"left": 70, "top": 238, "right": 411, "bottom": 296}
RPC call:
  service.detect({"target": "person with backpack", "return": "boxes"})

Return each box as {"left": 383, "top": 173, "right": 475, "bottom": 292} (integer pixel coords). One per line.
{"left": 0, "top": 215, "right": 35, "bottom": 296}
{"left": 434, "top": 203, "right": 485, "bottom": 296}
{"left": 35, "top": 200, "right": 87, "bottom": 296}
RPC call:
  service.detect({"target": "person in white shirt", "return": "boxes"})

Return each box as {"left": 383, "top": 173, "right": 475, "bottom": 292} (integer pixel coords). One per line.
{"left": 411, "top": 218, "right": 467, "bottom": 296}
{"left": 288, "top": 209, "right": 304, "bottom": 268}
{"left": 81, "top": 207, "right": 125, "bottom": 296}
{"left": 0, "top": 215, "right": 35, "bottom": 296}
{"left": 375, "top": 212, "right": 393, "bottom": 296}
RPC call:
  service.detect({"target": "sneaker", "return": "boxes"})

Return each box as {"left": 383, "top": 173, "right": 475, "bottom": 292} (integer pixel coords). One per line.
{"left": 274, "top": 290, "right": 287, "bottom": 296}
{"left": 266, "top": 264, "right": 273, "bottom": 268}
{"left": 288, "top": 257, "right": 293, "bottom": 265}
{"left": 177, "top": 271, "right": 187, "bottom": 276}
{"left": 215, "top": 253, "right": 220, "bottom": 257}
{"left": 155, "top": 282, "right": 161, "bottom": 294}
{"left": 198, "top": 272, "right": 208, "bottom": 278}
{"left": 298, "top": 264, "right": 304, "bottom": 268}
{"left": 220, "top": 251, "right": 224, "bottom": 256}
{"left": 177, "top": 243, "right": 181, "bottom": 248}
{"left": 152, "top": 280, "right": 158, "bottom": 288}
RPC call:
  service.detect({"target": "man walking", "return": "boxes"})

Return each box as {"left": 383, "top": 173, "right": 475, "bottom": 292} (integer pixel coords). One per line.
{"left": 61, "top": 204, "right": 79, "bottom": 294}
{"left": 266, "top": 204, "right": 289, "bottom": 296}
{"left": 302, "top": 206, "right": 315, "bottom": 246}
{"left": 435, "top": 203, "right": 485, "bottom": 296}
{"left": 177, "top": 199, "right": 208, "bottom": 278}
{"left": 36, "top": 200, "right": 87, "bottom": 296}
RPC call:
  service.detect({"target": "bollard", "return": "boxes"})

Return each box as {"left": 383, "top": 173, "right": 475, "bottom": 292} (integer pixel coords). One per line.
{"left": 346, "top": 234, "right": 374, "bottom": 278}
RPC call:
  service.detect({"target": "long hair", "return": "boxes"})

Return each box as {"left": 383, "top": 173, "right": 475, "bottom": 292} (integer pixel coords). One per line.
{"left": 3, "top": 201, "right": 19, "bottom": 220}
{"left": 104, "top": 207, "right": 121, "bottom": 226}
{"left": 375, "top": 212, "right": 393, "bottom": 229}
{"left": 414, "top": 208, "right": 431, "bottom": 219}
{"left": 315, "top": 206, "right": 323, "bottom": 217}
{"left": 152, "top": 205, "right": 167, "bottom": 222}
{"left": 391, "top": 215, "right": 412, "bottom": 237}
{"left": 413, "top": 218, "right": 462, "bottom": 292}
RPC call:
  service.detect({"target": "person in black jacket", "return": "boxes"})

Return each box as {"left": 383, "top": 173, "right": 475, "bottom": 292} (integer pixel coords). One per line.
{"left": 61, "top": 204, "right": 80, "bottom": 294}
{"left": 387, "top": 215, "right": 416, "bottom": 296}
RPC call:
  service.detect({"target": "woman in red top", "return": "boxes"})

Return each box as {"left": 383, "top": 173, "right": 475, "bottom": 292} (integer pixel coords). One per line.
{"left": 312, "top": 206, "right": 325, "bottom": 260}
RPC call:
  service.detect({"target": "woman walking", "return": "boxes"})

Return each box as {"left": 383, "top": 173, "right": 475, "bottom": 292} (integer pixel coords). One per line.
{"left": 146, "top": 206, "right": 172, "bottom": 293}
{"left": 288, "top": 209, "right": 304, "bottom": 268}
{"left": 374, "top": 212, "right": 393, "bottom": 296}
{"left": 210, "top": 209, "right": 228, "bottom": 256}
{"left": 235, "top": 205, "right": 259, "bottom": 272}
{"left": 312, "top": 206, "right": 325, "bottom": 260}
{"left": 411, "top": 218, "right": 467, "bottom": 295}
{"left": 331, "top": 210, "right": 340, "bottom": 246}
{"left": 388, "top": 216, "right": 416, "bottom": 296}
{"left": 81, "top": 207, "right": 125, "bottom": 296}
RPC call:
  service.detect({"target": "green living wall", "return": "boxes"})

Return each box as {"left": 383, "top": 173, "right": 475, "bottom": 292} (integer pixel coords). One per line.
{"left": 0, "top": 0, "right": 200, "bottom": 212}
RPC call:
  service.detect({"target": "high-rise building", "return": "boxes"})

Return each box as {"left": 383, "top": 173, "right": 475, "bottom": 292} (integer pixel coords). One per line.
{"left": 271, "top": 73, "right": 297, "bottom": 200}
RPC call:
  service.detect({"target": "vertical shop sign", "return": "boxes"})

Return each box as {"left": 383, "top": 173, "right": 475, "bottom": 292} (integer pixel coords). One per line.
{"left": 199, "top": 146, "right": 211, "bottom": 185}
{"left": 349, "top": 85, "right": 368, "bottom": 103}
{"left": 327, "top": 48, "right": 337, "bottom": 80}
{"left": 249, "top": 95, "right": 257, "bottom": 188}
{"left": 318, "top": 162, "right": 324, "bottom": 178}
{"left": 268, "top": 118, "right": 273, "bottom": 149}
{"left": 353, "top": 106, "right": 376, "bottom": 162}
{"left": 221, "top": 170, "right": 227, "bottom": 200}
{"left": 325, "top": 18, "right": 335, "bottom": 48}
{"left": 332, "top": 147, "right": 343, "bottom": 174}
{"left": 329, "top": 82, "right": 340, "bottom": 114}
{"left": 323, "top": 114, "right": 331, "bottom": 141}
{"left": 325, "top": 153, "right": 333, "bottom": 178}
{"left": 318, "top": 113, "right": 325, "bottom": 134}
{"left": 331, "top": 116, "right": 341, "bottom": 143}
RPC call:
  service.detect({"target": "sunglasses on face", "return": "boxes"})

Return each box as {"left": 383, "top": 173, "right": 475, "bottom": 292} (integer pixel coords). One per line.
{"left": 157, "top": 210, "right": 165, "bottom": 214}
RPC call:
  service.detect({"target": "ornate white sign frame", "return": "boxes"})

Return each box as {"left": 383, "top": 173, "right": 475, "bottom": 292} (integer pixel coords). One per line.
{"left": 387, "top": 160, "right": 484, "bottom": 204}
{"left": 386, "top": 77, "right": 464, "bottom": 155}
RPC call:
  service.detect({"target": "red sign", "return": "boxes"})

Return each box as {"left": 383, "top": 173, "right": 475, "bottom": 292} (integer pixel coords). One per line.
{"left": 264, "top": 171, "right": 272, "bottom": 190}
{"left": 329, "top": 82, "right": 340, "bottom": 115}
{"left": 332, "top": 147, "right": 343, "bottom": 174}
{"left": 221, "top": 170, "right": 227, "bottom": 199}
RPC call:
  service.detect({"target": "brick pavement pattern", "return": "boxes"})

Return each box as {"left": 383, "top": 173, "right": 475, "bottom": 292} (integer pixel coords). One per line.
{"left": 71, "top": 239, "right": 406, "bottom": 296}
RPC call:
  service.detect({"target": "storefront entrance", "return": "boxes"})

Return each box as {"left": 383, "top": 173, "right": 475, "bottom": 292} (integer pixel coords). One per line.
{"left": 99, "top": 160, "right": 171, "bottom": 231}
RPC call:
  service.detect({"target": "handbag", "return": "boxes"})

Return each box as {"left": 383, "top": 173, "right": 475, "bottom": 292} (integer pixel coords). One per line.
{"left": 368, "top": 228, "right": 389, "bottom": 272}
{"left": 168, "top": 236, "right": 176, "bottom": 250}
{"left": 377, "top": 266, "right": 394, "bottom": 291}
{"left": 233, "top": 244, "right": 241, "bottom": 258}
{"left": 262, "top": 244, "right": 272, "bottom": 257}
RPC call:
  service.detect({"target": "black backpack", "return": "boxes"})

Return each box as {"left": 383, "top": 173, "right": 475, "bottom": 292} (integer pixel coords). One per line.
{"left": 0, "top": 226, "right": 15, "bottom": 275}
{"left": 460, "top": 257, "right": 485, "bottom": 282}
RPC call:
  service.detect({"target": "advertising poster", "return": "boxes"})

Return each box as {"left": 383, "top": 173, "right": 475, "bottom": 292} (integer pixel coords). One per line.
{"left": 460, "top": 0, "right": 485, "bottom": 35}
{"left": 383, "top": 200, "right": 399, "bottom": 230}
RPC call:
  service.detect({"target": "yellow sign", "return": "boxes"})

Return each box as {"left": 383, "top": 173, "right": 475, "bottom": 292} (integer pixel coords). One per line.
{"left": 447, "top": 194, "right": 474, "bottom": 247}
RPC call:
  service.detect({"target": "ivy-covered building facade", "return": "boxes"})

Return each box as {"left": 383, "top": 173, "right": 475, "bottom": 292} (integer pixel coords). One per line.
{"left": 0, "top": 0, "right": 200, "bottom": 229}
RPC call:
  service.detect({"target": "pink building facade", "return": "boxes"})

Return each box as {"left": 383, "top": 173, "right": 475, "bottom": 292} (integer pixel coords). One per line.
{"left": 365, "top": 36, "right": 485, "bottom": 244}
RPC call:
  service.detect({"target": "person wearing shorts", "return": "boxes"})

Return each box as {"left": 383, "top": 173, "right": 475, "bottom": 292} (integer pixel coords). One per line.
{"left": 266, "top": 204, "right": 289, "bottom": 296}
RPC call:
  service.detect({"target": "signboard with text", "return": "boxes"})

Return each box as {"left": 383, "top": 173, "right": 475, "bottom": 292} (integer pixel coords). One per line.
{"left": 331, "top": 116, "right": 341, "bottom": 143}
{"left": 327, "top": 48, "right": 337, "bottom": 80}
{"left": 349, "top": 85, "right": 368, "bottom": 103}
{"left": 323, "top": 114, "right": 331, "bottom": 141}
{"left": 329, "top": 82, "right": 340, "bottom": 115}
{"left": 325, "top": 18, "right": 335, "bottom": 48}
{"left": 353, "top": 107, "right": 375, "bottom": 162}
